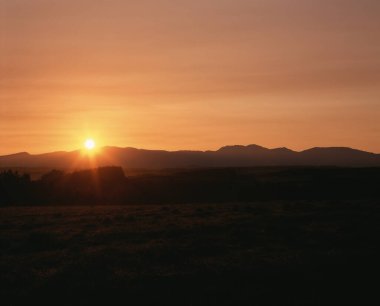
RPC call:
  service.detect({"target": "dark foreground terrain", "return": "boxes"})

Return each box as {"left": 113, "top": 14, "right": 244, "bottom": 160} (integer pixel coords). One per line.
{"left": 1, "top": 201, "right": 380, "bottom": 305}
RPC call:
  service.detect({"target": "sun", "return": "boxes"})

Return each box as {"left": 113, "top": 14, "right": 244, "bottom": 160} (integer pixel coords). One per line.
{"left": 84, "top": 138, "right": 96, "bottom": 150}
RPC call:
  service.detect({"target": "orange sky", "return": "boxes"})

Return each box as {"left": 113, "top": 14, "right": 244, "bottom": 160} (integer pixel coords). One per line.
{"left": 1, "top": 0, "right": 380, "bottom": 154}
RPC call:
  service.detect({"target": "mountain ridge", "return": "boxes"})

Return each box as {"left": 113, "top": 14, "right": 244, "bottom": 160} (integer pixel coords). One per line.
{"left": 0, "top": 144, "right": 379, "bottom": 169}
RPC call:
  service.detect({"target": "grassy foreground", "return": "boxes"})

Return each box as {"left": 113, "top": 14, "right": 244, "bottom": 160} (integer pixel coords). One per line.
{"left": 1, "top": 201, "right": 380, "bottom": 305}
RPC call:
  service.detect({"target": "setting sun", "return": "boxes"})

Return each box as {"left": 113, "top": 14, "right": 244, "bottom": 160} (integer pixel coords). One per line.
{"left": 84, "top": 139, "right": 96, "bottom": 150}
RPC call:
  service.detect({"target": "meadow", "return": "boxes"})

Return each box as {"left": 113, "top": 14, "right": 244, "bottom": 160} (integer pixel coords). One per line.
{"left": 1, "top": 200, "right": 380, "bottom": 305}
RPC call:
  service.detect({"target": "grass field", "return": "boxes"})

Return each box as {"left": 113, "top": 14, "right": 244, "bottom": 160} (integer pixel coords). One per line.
{"left": 1, "top": 201, "right": 380, "bottom": 305}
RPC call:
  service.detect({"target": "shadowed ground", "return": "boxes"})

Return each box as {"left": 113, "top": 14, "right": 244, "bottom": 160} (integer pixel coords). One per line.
{"left": 1, "top": 201, "right": 380, "bottom": 305}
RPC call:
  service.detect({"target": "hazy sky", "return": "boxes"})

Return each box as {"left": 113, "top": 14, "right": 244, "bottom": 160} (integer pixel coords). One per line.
{"left": 1, "top": 0, "right": 380, "bottom": 154}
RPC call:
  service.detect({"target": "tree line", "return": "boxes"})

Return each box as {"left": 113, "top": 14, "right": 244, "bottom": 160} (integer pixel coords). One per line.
{"left": 1, "top": 166, "right": 380, "bottom": 206}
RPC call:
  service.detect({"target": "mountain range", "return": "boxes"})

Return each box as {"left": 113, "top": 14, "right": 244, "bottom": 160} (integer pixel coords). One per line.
{"left": 1, "top": 144, "right": 380, "bottom": 169}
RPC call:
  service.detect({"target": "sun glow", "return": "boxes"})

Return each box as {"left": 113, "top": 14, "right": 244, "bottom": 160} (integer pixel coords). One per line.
{"left": 84, "top": 138, "right": 96, "bottom": 150}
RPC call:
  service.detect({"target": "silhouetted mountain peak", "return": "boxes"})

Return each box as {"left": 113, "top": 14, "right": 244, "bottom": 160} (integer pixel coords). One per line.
{"left": 302, "top": 147, "right": 374, "bottom": 155}
{"left": 218, "top": 144, "right": 268, "bottom": 152}
{"left": 4, "top": 152, "right": 30, "bottom": 158}
{"left": 272, "top": 147, "right": 295, "bottom": 153}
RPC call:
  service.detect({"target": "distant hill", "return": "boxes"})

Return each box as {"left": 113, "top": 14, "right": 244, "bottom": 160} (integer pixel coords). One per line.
{"left": 0, "top": 145, "right": 379, "bottom": 169}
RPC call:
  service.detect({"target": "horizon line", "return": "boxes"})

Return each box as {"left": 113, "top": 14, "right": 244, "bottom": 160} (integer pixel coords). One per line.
{"left": 1, "top": 144, "right": 378, "bottom": 157}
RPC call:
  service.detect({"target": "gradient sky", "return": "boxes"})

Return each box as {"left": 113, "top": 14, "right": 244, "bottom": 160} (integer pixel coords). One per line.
{"left": 1, "top": 0, "right": 380, "bottom": 154}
